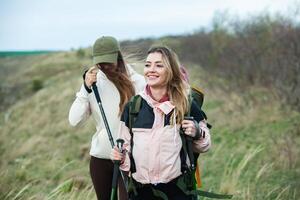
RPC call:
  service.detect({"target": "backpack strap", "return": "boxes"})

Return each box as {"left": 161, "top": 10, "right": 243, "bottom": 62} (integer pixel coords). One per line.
{"left": 179, "top": 132, "right": 190, "bottom": 173}
{"left": 187, "top": 92, "right": 193, "bottom": 116}
{"left": 176, "top": 176, "right": 233, "bottom": 199}
{"left": 183, "top": 92, "right": 196, "bottom": 168}
{"left": 179, "top": 92, "right": 197, "bottom": 192}
{"left": 126, "top": 95, "right": 143, "bottom": 197}
{"left": 175, "top": 174, "right": 233, "bottom": 199}
{"left": 190, "top": 86, "right": 204, "bottom": 109}
{"left": 128, "top": 95, "right": 142, "bottom": 173}
{"left": 180, "top": 90, "right": 203, "bottom": 188}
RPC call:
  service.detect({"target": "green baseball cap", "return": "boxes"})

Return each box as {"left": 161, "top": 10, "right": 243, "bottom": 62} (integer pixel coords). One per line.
{"left": 92, "top": 36, "right": 120, "bottom": 65}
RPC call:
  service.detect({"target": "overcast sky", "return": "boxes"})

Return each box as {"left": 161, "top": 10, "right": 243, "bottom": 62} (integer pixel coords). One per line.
{"left": 0, "top": 0, "right": 298, "bottom": 51}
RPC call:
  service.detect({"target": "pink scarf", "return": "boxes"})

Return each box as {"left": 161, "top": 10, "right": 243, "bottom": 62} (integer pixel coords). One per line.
{"left": 142, "top": 85, "right": 175, "bottom": 129}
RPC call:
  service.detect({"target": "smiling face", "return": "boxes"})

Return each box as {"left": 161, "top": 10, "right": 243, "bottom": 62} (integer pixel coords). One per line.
{"left": 144, "top": 52, "right": 170, "bottom": 89}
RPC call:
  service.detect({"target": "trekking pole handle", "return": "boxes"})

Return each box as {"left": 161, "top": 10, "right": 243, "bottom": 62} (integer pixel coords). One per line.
{"left": 115, "top": 139, "right": 125, "bottom": 164}
{"left": 184, "top": 116, "right": 194, "bottom": 121}
{"left": 116, "top": 139, "right": 125, "bottom": 152}
{"left": 183, "top": 116, "right": 194, "bottom": 140}
{"left": 183, "top": 116, "right": 196, "bottom": 170}
{"left": 184, "top": 116, "right": 203, "bottom": 139}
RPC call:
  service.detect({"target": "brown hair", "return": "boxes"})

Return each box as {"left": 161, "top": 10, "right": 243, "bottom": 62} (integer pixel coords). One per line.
{"left": 97, "top": 52, "right": 135, "bottom": 115}
{"left": 147, "top": 46, "right": 189, "bottom": 124}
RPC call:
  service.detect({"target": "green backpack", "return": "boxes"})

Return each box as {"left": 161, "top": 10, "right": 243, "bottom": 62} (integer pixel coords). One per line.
{"left": 126, "top": 87, "right": 232, "bottom": 199}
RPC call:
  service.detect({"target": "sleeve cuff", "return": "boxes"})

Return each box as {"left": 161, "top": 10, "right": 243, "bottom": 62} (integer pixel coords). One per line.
{"left": 82, "top": 70, "right": 92, "bottom": 93}
{"left": 84, "top": 81, "right": 92, "bottom": 93}
{"left": 77, "top": 84, "right": 91, "bottom": 99}
{"left": 119, "top": 152, "right": 130, "bottom": 172}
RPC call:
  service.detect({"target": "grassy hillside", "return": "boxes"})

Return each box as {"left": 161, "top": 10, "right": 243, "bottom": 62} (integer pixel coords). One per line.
{"left": 0, "top": 49, "right": 299, "bottom": 200}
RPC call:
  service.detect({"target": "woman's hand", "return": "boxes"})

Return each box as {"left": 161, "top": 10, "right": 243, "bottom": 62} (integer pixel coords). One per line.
{"left": 181, "top": 119, "right": 197, "bottom": 137}
{"left": 110, "top": 146, "right": 125, "bottom": 164}
{"left": 84, "top": 66, "right": 98, "bottom": 88}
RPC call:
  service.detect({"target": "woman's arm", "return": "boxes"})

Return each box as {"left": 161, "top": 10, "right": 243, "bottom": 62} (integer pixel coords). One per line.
{"left": 68, "top": 84, "right": 92, "bottom": 127}
{"left": 69, "top": 67, "right": 98, "bottom": 127}
{"left": 192, "top": 120, "right": 211, "bottom": 153}
{"left": 189, "top": 100, "right": 211, "bottom": 153}
{"left": 117, "top": 121, "right": 132, "bottom": 172}
{"left": 110, "top": 103, "right": 132, "bottom": 172}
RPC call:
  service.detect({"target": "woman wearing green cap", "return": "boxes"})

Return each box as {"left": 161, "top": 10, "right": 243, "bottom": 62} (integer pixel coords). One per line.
{"left": 69, "top": 36, "right": 145, "bottom": 200}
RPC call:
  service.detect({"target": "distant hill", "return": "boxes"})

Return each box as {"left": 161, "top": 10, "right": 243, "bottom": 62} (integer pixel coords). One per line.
{"left": 0, "top": 50, "right": 59, "bottom": 57}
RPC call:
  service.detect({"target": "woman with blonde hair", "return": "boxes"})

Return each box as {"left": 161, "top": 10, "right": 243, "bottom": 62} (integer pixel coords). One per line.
{"left": 69, "top": 36, "right": 145, "bottom": 200}
{"left": 111, "top": 46, "right": 211, "bottom": 200}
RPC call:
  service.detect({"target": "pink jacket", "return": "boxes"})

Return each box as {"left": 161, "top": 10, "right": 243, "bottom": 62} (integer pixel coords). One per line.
{"left": 119, "top": 89, "right": 211, "bottom": 184}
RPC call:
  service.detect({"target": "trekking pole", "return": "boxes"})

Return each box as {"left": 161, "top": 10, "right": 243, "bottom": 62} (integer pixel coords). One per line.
{"left": 91, "top": 83, "right": 128, "bottom": 190}
{"left": 92, "top": 83, "right": 115, "bottom": 147}
{"left": 111, "top": 139, "right": 125, "bottom": 200}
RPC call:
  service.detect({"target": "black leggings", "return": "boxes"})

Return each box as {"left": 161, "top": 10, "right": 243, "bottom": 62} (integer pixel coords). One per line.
{"left": 90, "top": 156, "right": 127, "bottom": 200}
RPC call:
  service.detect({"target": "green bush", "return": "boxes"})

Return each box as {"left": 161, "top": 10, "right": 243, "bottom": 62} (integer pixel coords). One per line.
{"left": 31, "top": 79, "right": 43, "bottom": 92}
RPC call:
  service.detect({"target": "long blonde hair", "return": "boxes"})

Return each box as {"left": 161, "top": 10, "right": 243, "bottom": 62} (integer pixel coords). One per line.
{"left": 147, "top": 46, "right": 189, "bottom": 124}
{"left": 97, "top": 52, "right": 135, "bottom": 115}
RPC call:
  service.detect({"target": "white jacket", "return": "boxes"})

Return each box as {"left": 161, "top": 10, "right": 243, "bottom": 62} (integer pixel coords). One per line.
{"left": 69, "top": 65, "right": 145, "bottom": 159}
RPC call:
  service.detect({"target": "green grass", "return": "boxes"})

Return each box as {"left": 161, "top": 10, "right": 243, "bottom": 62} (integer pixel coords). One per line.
{"left": 196, "top": 84, "right": 300, "bottom": 199}
{"left": 0, "top": 50, "right": 299, "bottom": 199}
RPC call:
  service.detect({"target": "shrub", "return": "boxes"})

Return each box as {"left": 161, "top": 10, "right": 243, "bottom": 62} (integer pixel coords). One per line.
{"left": 31, "top": 79, "right": 43, "bottom": 92}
